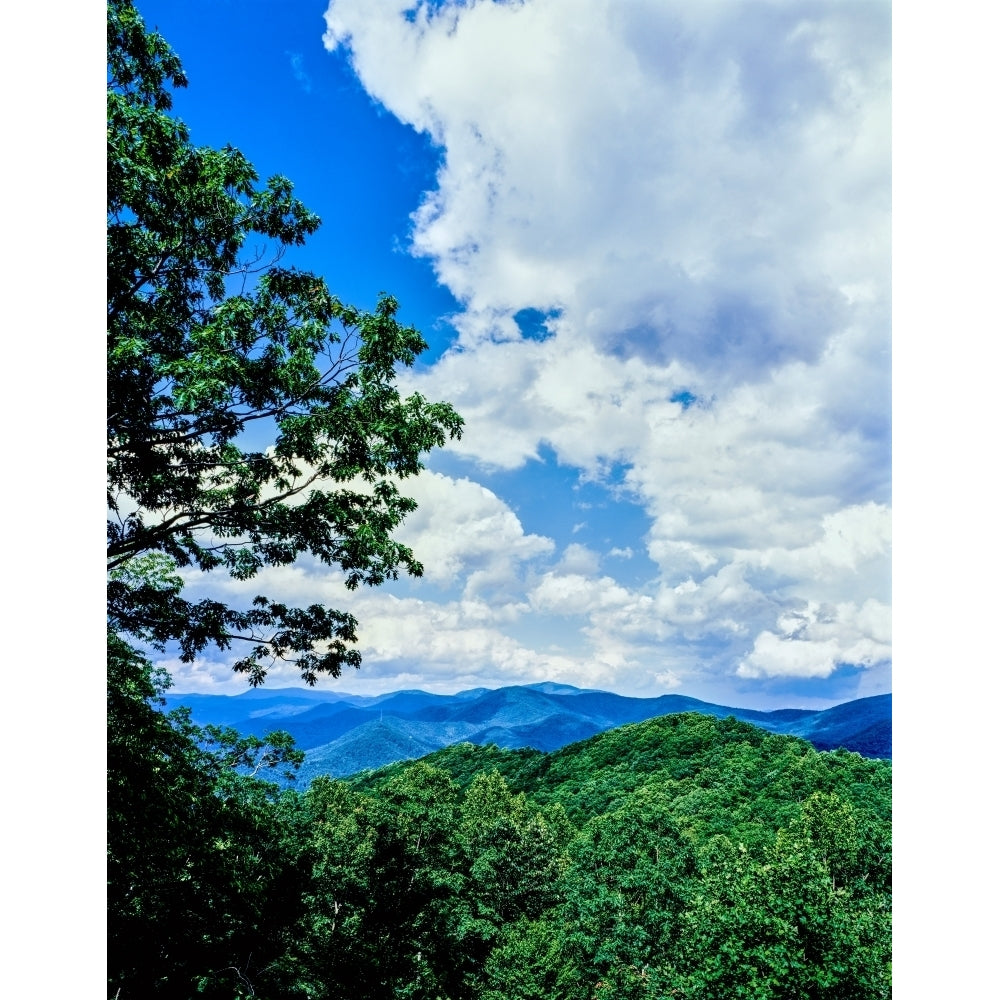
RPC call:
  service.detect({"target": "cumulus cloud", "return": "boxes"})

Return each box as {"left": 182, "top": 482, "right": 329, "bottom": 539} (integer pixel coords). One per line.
{"left": 177, "top": 469, "right": 555, "bottom": 608}
{"left": 530, "top": 571, "right": 641, "bottom": 619}
{"left": 555, "top": 542, "right": 601, "bottom": 576}
{"left": 391, "top": 470, "right": 554, "bottom": 593}
{"left": 324, "top": 0, "right": 889, "bottom": 373}
{"left": 737, "top": 599, "right": 891, "bottom": 679}
{"left": 321, "top": 0, "right": 892, "bottom": 702}
{"left": 161, "top": 1, "right": 891, "bottom": 705}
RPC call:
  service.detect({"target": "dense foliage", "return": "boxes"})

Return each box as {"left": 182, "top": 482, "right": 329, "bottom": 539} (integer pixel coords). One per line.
{"left": 107, "top": 0, "right": 461, "bottom": 992}
{"left": 107, "top": 0, "right": 461, "bottom": 686}
{"left": 108, "top": 636, "right": 311, "bottom": 998}
{"left": 109, "top": 651, "right": 891, "bottom": 998}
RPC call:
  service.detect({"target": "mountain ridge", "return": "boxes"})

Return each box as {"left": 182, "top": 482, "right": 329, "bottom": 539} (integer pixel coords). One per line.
{"left": 162, "top": 683, "right": 891, "bottom": 778}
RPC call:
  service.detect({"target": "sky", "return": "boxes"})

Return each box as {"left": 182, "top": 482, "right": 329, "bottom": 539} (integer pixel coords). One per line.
{"left": 134, "top": 0, "right": 892, "bottom": 710}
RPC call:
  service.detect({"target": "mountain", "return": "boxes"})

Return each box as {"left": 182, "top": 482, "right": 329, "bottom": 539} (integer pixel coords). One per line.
{"left": 162, "top": 682, "right": 890, "bottom": 780}
{"left": 776, "top": 694, "right": 891, "bottom": 745}
{"left": 296, "top": 717, "right": 451, "bottom": 784}
{"left": 241, "top": 705, "right": 380, "bottom": 751}
{"left": 467, "top": 713, "right": 605, "bottom": 753}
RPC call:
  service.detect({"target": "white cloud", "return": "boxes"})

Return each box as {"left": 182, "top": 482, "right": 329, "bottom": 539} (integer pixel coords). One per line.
{"left": 750, "top": 502, "right": 892, "bottom": 603}
{"left": 555, "top": 542, "right": 601, "bottom": 576}
{"left": 154, "top": 1, "right": 892, "bottom": 704}
{"left": 174, "top": 470, "right": 556, "bottom": 617}
{"left": 391, "top": 470, "right": 554, "bottom": 593}
{"left": 530, "top": 571, "right": 639, "bottom": 618}
{"left": 324, "top": 0, "right": 889, "bottom": 375}
{"left": 317, "top": 0, "right": 893, "bottom": 701}
{"left": 347, "top": 590, "right": 632, "bottom": 691}
{"left": 654, "top": 670, "right": 683, "bottom": 691}
{"left": 737, "top": 599, "right": 891, "bottom": 679}
{"left": 398, "top": 336, "right": 695, "bottom": 472}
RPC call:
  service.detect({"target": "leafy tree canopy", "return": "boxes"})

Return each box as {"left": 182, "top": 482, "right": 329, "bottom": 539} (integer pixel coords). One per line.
{"left": 106, "top": 0, "right": 462, "bottom": 685}
{"left": 107, "top": 633, "right": 310, "bottom": 998}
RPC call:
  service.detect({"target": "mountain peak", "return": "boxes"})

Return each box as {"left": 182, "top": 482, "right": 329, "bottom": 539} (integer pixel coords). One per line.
{"left": 163, "top": 683, "right": 891, "bottom": 780}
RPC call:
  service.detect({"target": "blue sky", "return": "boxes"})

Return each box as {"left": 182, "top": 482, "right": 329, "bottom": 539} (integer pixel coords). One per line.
{"left": 136, "top": 0, "right": 891, "bottom": 710}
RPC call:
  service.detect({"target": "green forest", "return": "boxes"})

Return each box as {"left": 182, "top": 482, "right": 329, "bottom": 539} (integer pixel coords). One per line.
{"left": 109, "top": 639, "right": 891, "bottom": 999}
{"left": 106, "top": 2, "right": 891, "bottom": 996}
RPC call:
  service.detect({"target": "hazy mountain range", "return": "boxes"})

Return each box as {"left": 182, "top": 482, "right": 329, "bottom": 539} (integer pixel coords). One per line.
{"left": 162, "top": 683, "right": 891, "bottom": 781}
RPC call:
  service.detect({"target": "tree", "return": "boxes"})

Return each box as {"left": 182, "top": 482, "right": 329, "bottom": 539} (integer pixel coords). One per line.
{"left": 670, "top": 827, "right": 890, "bottom": 1000}
{"left": 459, "top": 771, "right": 566, "bottom": 933}
{"left": 457, "top": 773, "right": 570, "bottom": 997}
{"left": 297, "top": 766, "right": 469, "bottom": 999}
{"left": 107, "top": 632, "right": 312, "bottom": 998}
{"left": 559, "top": 787, "right": 696, "bottom": 999}
{"left": 107, "top": 0, "right": 462, "bottom": 685}
{"left": 107, "top": 3, "right": 463, "bottom": 994}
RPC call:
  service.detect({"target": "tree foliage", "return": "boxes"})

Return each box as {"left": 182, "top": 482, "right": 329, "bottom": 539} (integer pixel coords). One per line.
{"left": 109, "top": 657, "right": 891, "bottom": 998}
{"left": 107, "top": 0, "right": 462, "bottom": 685}
{"left": 334, "top": 718, "right": 890, "bottom": 1000}
{"left": 107, "top": 634, "right": 310, "bottom": 998}
{"left": 337, "top": 717, "right": 890, "bottom": 1000}
{"left": 107, "top": 2, "right": 463, "bottom": 994}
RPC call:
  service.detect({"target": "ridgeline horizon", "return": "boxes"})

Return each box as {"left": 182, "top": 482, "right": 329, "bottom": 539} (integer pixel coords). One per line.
{"left": 162, "top": 681, "right": 892, "bottom": 779}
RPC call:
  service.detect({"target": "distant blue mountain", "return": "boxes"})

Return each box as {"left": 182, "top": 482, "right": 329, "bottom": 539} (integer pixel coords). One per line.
{"left": 296, "top": 718, "right": 448, "bottom": 784}
{"left": 523, "top": 681, "right": 601, "bottom": 696}
{"left": 162, "top": 683, "right": 890, "bottom": 780}
{"left": 240, "top": 705, "right": 379, "bottom": 751}
{"left": 468, "top": 713, "right": 605, "bottom": 753}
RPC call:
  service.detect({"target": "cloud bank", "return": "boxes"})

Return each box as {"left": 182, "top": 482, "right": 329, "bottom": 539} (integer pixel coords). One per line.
{"left": 169, "top": 0, "right": 891, "bottom": 707}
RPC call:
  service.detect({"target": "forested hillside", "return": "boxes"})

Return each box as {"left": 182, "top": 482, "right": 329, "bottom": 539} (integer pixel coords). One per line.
{"left": 110, "top": 645, "right": 891, "bottom": 999}
{"left": 163, "top": 683, "right": 892, "bottom": 780}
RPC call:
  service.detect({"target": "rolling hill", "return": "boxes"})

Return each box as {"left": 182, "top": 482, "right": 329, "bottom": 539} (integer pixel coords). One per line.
{"left": 162, "top": 682, "right": 891, "bottom": 780}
